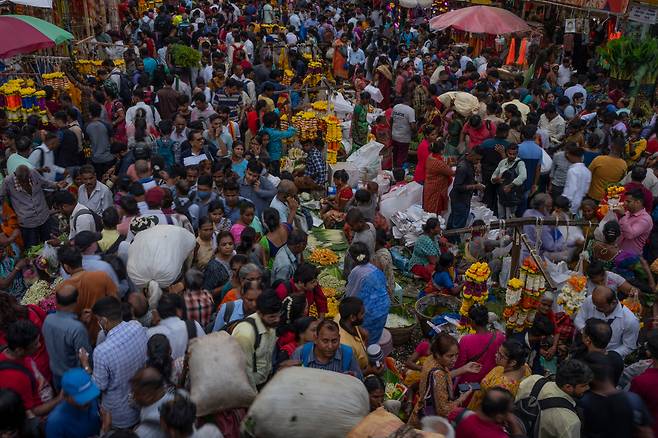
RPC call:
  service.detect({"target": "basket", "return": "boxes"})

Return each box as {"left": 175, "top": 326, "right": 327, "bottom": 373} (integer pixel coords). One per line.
{"left": 414, "top": 294, "right": 461, "bottom": 336}
{"left": 385, "top": 305, "right": 416, "bottom": 347}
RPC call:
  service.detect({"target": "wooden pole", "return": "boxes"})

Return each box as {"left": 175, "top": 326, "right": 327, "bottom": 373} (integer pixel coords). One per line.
{"left": 510, "top": 227, "right": 522, "bottom": 279}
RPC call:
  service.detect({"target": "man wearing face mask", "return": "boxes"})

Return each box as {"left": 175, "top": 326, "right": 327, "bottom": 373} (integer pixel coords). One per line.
{"left": 79, "top": 296, "right": 148, "bottom": 430}
{"left": 188, "top": 175, "right": 219, "bottom": 230}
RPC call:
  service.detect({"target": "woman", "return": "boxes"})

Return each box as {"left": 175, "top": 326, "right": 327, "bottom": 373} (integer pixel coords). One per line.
{"left": 276, "top": 307, "right": 317, "bottom": 364}
{"left": 193, "top": 218, "right": 216, "bottom": 271}
{"left": 468, "top": 339, "right": 531, "bottom": 410}
{"left": 230, "top": 142, "right": 248, "bottom": 178}
{"left": 371, "top": 229, "right": 395, "bottom": 298}
{"left": 127, "top": 108, "right": 157, "bottom": 150}
{"left": 0, "top": 243, "right": 26, "bottom": 300}
{"left": 408, "top": 218, "right": 442, "bottom": 281}
{"left": 351, "top": 92, "right": 370, "bottom": 150}
{"left": 259, "top": 112, "right": 296, "bottom": 175}
{"left": 203, "top": 232, "right": 235, "bottom": 301}
{"left": 413, "top": 126, "right": 437, "bottom": 185}
{"left": 117, "top": 195, "right": 140, "bottom": 236}
{"left": 332, "top": 34, "right": 349, "bottom": 81}
{"left": 230, "top": 201, "right": 256, "bottom": 244}
{"left": 345, "top": 242, "right": 390, "bottom": 345}
{"left": 146, "top": 333, "right": 177, "bottom": 387}
{"left": 259, "top": 207, "right": 293, "bottom": 268}
{"left": 364, "top": 375, "right": 386, "bottom": 412}
{"left": 374, "top": 58, "right": 393, "bottom": 110}
{"left": 422, "top": 140, "right": 455, "bottom": 216}
{"left": 409, "top": 332, "right": 481, "bottom": 426}
{"left": 455, "top": 304, "right": 505, "bottom": 386}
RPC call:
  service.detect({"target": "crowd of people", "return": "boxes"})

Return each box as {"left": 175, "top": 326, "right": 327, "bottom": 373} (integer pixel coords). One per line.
{"left": 1, "top": 0, "right": 658, "bottom": 437}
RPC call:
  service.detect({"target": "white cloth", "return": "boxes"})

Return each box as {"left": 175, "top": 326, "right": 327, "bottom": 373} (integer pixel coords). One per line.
{"left": 147, "top": 316, "right": 205, "bottom": 361}
{"left": 585, "top": 271, "right": 626, "bottom": 296}
{"left": 69, "top": 203, "right": 97, "bottom": 239}
{"left": 562, "top": 162, "right": 591, "bottom": 214}
{"left": 573, "top": 296, "right": 640, "bottom": 358}
{"left": 391, "top": 103, "right": 416, "bottom": 143}
{"left": 564, "top": 84, "right": 587, "bottom": 103}
{"left": 557, "top": 64, "right": 572, "bottom": 87}
{"left": 77, "top": 181, "right": 113, "bottom": 216}
{"left": 539, "top": 114, "right": 566, "bottom": 144}
{"left": 28, "top": 144, "right": 64, "bottom": 181}
{"left": 621, "top": 170, "right": 658, "bottom": 197}
{"left": 502, "top": 99, "right": 530, "bottom": 122}
{"left": 126, "top": 102, "right": 162, "bottom": 128}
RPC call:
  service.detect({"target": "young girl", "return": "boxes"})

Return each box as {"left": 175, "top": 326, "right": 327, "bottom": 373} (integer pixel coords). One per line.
{"left": 230, "top": 201, "right": 256, "bottom": 243}
{"left": 214, "top": 231, "right": 235, "bottom": 275}
{"left": 423, "top": 252, "right": 460, "bottom": 297}
{"left": 208, "top": 200, "right": 231, "bottom": 236}
{"left": 276, "top": 301, "right": 317, "bottom": 364}
{"left": 236, "top": 226, "right": 265, "bottom": 267}
{"left": 246, "top": 135, "right": 270, "bottom": 163}
{"left": 194, "top": 217, "right": 216, "bottom": 271}
{"left": 404, "top": 331, "right": 434, "bottom": 388}
{"left": 156, "top": 120, "right": 176, "bottom": 171}
{"left": 230, "top": 142, "right": 248, "bottom": 178}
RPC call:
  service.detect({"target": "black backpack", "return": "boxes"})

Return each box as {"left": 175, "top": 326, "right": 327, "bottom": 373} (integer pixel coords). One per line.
{"left": 113, "top": 72, "right": 134, "bottom": 106}
{"left": 73, "top": 208, "right": 103, "bottom": 233}
{"left": 174, "top": 195, "right": 195, "bottom": 223}
{"left": 514, "top": 377, "right": 579, "bottom": 438}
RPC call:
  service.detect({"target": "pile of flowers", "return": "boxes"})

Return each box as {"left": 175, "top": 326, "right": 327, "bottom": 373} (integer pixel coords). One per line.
{"left": 622, "top": 296, "right": 642, "bottom": 321}
{"left": 309, "top": 248, "right": 340, "bottom": 266}
{"left": 460, "top": 262, "right": 491, "bottom": 328}
{"left": 597, "top": 185, "right": 625, "bottom": 220}
{"left": 557, "top": 275, "right": 587, "bottom": 316}
{"left": 502, "top": 258, "right": 548, "bottom": 332}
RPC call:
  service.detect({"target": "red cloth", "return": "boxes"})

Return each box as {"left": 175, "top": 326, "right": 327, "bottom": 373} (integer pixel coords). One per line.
{"left": 0, "top": 354, "right": 41, "bottom": 410}
{"left": 630, "top": 367, "right": 658, "bottom": 437}
{"left": 410, "top": 263, "right": 434, "bottom": 282}
{"left": 413, "top": 139, "right": 430, "bottom": 183}
{"left": 274, "top": 281, "right": 328, "bottom": 314}
{"left": 463, "top": 121, "right": 496, "bottom": 148}
{"left": 647, "top": 135, "right": 658, "bottom": 155}
{"left": 0, "top": 305, "right": 51, "bottom": 383}
{"left": 454, "top": 332, "right": 506, "bottom": 384}
{"left": 624, "top": 181, "right": 653, "bottom": 211}
{"left": 456, "top": 413, "right": 509, "bottom": 438}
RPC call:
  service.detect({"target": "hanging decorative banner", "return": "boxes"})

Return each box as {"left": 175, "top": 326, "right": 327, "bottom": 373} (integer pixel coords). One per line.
{"left": 565, "top": 18, "right": 576, "bottom": 33}
{"left": 629, "top": 4, "right": 658, "bottom": 23}
{"left": 7, "top": 0, "right": 52, "bottom": 7}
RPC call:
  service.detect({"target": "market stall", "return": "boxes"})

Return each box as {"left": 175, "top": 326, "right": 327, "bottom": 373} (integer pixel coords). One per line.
{"left": 0, "top": 15, "right": 73, "bottom": 59}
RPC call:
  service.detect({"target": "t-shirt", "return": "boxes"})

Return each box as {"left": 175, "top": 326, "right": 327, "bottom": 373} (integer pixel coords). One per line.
{"left": 587, "top": 155, "right": 627, "bottom": 200}
{"left": 391, "top": 103, "right": 416, "bottom": 143}
{"left": 463, "top": 120, "right": 496, "bottom": 148}
{"left": 432, "top": 270, "right": 454, "bottom": 290}
{"left": 46, "top": 399, "right": 101, "bottom": 438}
{"left": 0, "top": 354, "right": 41, "bottom": 410}
{"left": 631, "top": 367, "right": 658, "bottom": 437}
{"left": 579, "top": 390, "right": 651, "bottom": 438}
{"left": 456, "top": 413, "right": 509, "bottom": 438}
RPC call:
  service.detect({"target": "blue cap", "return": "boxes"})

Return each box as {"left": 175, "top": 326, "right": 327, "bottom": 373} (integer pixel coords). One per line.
{"left": 61, "top": 368, "right": 100, "bottom": 405}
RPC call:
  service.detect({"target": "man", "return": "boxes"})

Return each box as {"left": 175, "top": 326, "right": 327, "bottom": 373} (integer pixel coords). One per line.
{"left": 577, "top": 318, "right": 624, "bottom": 386}
{"left": 587, "top": 138, "right": 627, "bottom": 201}
{"left": 491, "top": 143, "right": 526, "bottom": 219}
{"left": 189, "top": 175, "right": 220, "bottom": 229}
{"left": 302, "top": 138, "right": 328, "bottom": 186}
{"left": 0, "top": 320, "right": 62, "bottom": 417}
{"left": 77, "top": 165, "right": 113, "bottom": 216}
{"left": 456, "top": 388, "right": 525, "bottom": 438}
{"left": 170, "top": 113, "right": 189, "bottom": 164}
{"left": 182, "top": 269, "right": 214, "bottom": 328}
{"left": 622, "top": 166, "right": 654, "bottom": 210}
{"left": 220, "top": 179, "right": 246, "bottom": 224}
{"left": 557, "top": 57, "right": 573, "bottom": 87}
{"left": 126, "top": 88, "right": 162, "bottom": 128}
{"left": 291, "top": 320, "right": 363, "bottom": 380}
{"left": 159, "top": 395, "right": 223, "bottom": 437}
{"left": 615, "top": 188, "right": 652, "bottom": 256}
{"left": 6, "top": 135, "right": 35, "bottom": 176}
{"left": 212, "top": 279, "right": 262, "bottom": 331}
{"left": 272, "top": 229, "right": 308, "bottom": 283}
{"left": 85, "top": 103, "right": 115, "bottom": 177}
{"left": 190, "top": 93, "right": 217, "bottom": 129}
{"left": 348, "top": 41, "right": 366, "bottom": 73}
{"left": 390, "top": 97, "right": 416, "bottom": 168}
{"left": 561, "top": 144, "right": 591, "bottom": 214}
{"left": 515, "top": 359, "right": 592, "bottom": 438}
{"left": 211, "top": 79, "right": 244, "bottom": 124}
{"left": 517, "top": 125, "right": 543, "bottom": 212}
{"left": 57, "top": 244, "right": 118, "bottom": 344}
{"left": 232, "top": 290, "right": 281, "bottom": 389}
{"left": 630, "top": 329, "right": 658, "bottom": 437}
{"left": 580, "top": 352, "right": 653, "bottom": 437}
{"left": 574, "top": 286, "right": 640, "bottom": 358}
{"left": 71, "top": 231, "right": 120, "bottom": 288}
{"left": 447, "top": 147, "right": 484, "bottom": 234}
{"left": 270, "top": 180, "right": 300, "bottom": 228}
{"left": 79, "top": 296, "right": 148, "bottom": 429}
{"left": 239, "top": 160, "right": 276, "bottom": 217}
{"left": 156, "top": 75, "right": 181, "bottom": 122}
{"left": 45, "top": 368, "right": 102, "bottom": 438}
{"left": 338, "top": 297, "right": 369, "bottom": 372}
{"left": 42, "top": 284, "right": 92, "bottom": 389}
{"left": 131, "top": 366, "right": 178, "bottom": 437}
{"left": 28, "top": 132, "right": 65, "bottom": 181}
{"left": 0, "top": 165, "right": 63, "bottom": 249}
{"left": 538, "top": 105, "right": 565, "bottom": 147}
{"left": 52, "top": 190, "right": 99, "bottom": 239}
{"left": 148, "top": 293, "right": 205, "bottom": 369}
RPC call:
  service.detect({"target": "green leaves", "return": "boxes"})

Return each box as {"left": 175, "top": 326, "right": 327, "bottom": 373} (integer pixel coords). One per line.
{"left": 597, "top": 36, "right": 658, "bottom": 85}
{"left": 170, "top": 44, "right": 201, "bottom": 69}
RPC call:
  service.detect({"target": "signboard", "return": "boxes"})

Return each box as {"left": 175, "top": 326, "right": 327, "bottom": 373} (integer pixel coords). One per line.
{"left": 629, "top": 4, "right": 658, "bottom": 23}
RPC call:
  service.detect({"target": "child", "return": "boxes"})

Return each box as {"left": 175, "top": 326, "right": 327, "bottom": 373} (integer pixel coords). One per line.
{"left": 346, "top": 189, "right": 376, "bottom": 223}
{"left": 423, "top": 252, "right": 460, "bottom": 297}
{"left": 230, "top": 201, "right": 256, "bottom": 243}
{"left": 156, "top": 120, "right": 176, "bottom": 171}
{"left": 194, "top": 217, "right": 216, "bottom": 271}
{"left": 208, "top": 199, "right": 232, "bottom": 236}
{"left": 236, "top": 225, "right": 265, "bottom": 267}
{"left": 230, "top": 141, "right": 248, "bottom": 178}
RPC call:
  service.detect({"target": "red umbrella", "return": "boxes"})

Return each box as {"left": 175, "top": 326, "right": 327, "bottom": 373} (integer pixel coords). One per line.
{"left": 0, "top": 15, "right": 74, "bottom": 58}
{"left": 429, "top": 6, "right": 530, "bottom": 35}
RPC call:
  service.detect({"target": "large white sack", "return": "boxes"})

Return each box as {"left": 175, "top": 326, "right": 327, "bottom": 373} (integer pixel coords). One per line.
{"left": 242, "top": 367, "right": 369, "bottom": 438}
{"left": 347, "top": 140, "right": 384, "bottom": 182}
{"left": 380, "top": 181, "right": 423, "bottom": 220}
{"left": 127, "top": 224, "right": 196, "bottom": 308}
{"left": 188, "top": 331, "right": 257, "bottom": 416}
{"left": 438, "top": 91, "right": 479, "bottom": 117}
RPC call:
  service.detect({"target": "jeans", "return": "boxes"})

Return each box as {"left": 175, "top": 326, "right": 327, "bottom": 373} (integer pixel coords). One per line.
{"left": 447, "top": 201, "right": 470, "bottom": 243}
{"left": 20, "top": 217, "right": 54, "bottom": 249}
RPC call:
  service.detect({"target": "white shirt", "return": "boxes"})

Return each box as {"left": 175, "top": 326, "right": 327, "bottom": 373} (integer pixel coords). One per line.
{"left": 286, "top": 32, "right": 298, "bottom": 45}
{"left": 557, "top": 64, "right": 572, "bottom": 87}
{"left": 78, "top": 180, "right": 113, "bottom": 216}
{"left": 391, "top": 103, "right": 416, "bottom": 143}
{"left": 289, "top": 13, "right": 301, "bottom": 31}
{"left": 585, "top": 271, "right": 626, "bottom": 296}
{"left": 538, "top": 114, "right": 566, "bottom": 144}
{"left": 147, "top": 316, "right": 205, "bottom": 361}
{"left": 562, "top": 162, "right": 591, "bottom": 214}
{"left": 564, "top": 84, "right": 587, "bottom": 103}
{"left": 621, "top": 170, "right": 658, "bottom": 197}
{"left": 459, "top": 55, "right": 473, "bottom": 72}
{"left": 126, "top": 102, "right": 162, "bottom": 128}
{"left": 69, "top": 202, "right": 97, "bottom": 239}
{"left": 243, "top": 39, "right": 254, "bottom": 63}
{"left": 348, "top": 48, "right": 366, "bottom": 66}
{"left": 574, "top": 296, "right": 640, "bottom": 358}
{"left": 262, "top": 4, "right": 274, "bottom": 23}
{"left": 28, "top": 144, "right": 64, "bottom": 181}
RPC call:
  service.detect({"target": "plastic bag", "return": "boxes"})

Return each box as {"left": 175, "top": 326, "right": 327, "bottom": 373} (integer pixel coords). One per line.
{"left": 540, "top": 148, "right": 553, "bottom": 174}
{"left": 594, "top": 209, "right": 617, "bottom": 242}
{"left": 499, "top": 256, "right": 512, "bottom": 286}
{"left": 242, "top": 367, "right": 369, "bottom": 438}
{"left": 41, "top": 242, "right": 58, "bottom": 266}
{"left": 330, "top": 92, "right": 355, "bottom": 117}
{"left": 380, "top": 182, "right": 423, "bottom": 220}
{"left": 347, "top": 140, "right": 384, "bottom": 182}
{"left": 364, "top": 85, "right": 384, "bottom": 104}
{"left": 188, "top": 331, "right": 257, "bottom": 416}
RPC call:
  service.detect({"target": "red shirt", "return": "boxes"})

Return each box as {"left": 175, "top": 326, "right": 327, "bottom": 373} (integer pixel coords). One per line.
{"left": 0, "top": 305, "right": 51, "bottom": 383}
{"left": 463, "top": 121, "right": 496, "bottom": 148}
{"left": 413, "top": 139, "right": 430, "bottom": 183}
{"left": 275, "top": 281, "right": 328, "bottom": 314}
{"left": 0, "top": 354, "right": 41, "bottom": 410}
{"left": 630, "top": 367, "right": 658, "bottom": 437}
{"left": 456, "top": 413, "right": 509, "bottom": 438}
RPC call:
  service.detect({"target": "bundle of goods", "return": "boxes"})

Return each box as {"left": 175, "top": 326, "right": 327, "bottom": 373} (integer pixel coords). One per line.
{"left": 279, "top": 146, "right": 306, "bottom": 173}
{"left": 348, "top": 408, "right": 443, "bottom": 438}
{"left": 282, "top": 69, "right": 294, "bottom": 86}
{"left": 0, "top": 80, "right": 47, "bottom": 123}
{"left": 318, "top": 265, "right": 346, "bottom": 292}
{"left": 556, "top": 275, "right": 587, "bottom": 317}
{"left": 390, "top": 205, "right": 444, "bottom": 247}
{"left": 75, "top": 59, "right": 125, "bottom": 76}
{"left": 597, "top": 185, "right": 625, "bottom": 220}
{"left": 459, "top": 262, "right": 491, "bottom": 332}
{"left": 309, "top": 228, "right": 348, "bottom": 252}
{"left": 41, "top": 72, "right": 69, "bottom": 90}
{"left": 438, "top": 91, "right": 479, "bottom": 117}
{"left": 324, "top": 114, "right": 342, "bottom": 164}
{"left": 308, "top": 248, "right": 340, "bottom": 266}
{"left": 137, "top": 0, "right": 163, "bottom": 14}
{"left": 303, "top": 60, "right": 324, "bottom": 87}
{"left": 242, "top": 367, "right": 369, "bottom": 438}
{"left": 291, "top": 111, "right": 319, "bottom": 141}
{"left": 503, "top": 258, "right": 546, "bottom": 332}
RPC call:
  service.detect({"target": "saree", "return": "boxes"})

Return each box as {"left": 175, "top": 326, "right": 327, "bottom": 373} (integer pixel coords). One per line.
{"left": 0, "top": 244, "right": 26, "bottom": 299}
{"left": 346, "top": 263, "right": 391, "bottom": 344}
{"left": 467, "top": 364, "right": 531, "bottom": 410}
{"left": 590, "top": 240, "right": 650, "bottom": 288}
{"left": 352, "top": 104, "right": 369, "bottom": 148}
{"left": 332, "top": 39, "right": 349, "bottom": 80}
{"left": 423, "top": 153, "right": 454, "bottom": 215}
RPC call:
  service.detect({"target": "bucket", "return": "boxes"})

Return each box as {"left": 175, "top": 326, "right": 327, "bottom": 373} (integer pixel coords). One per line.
{"left": 414, "top": 295, "right": 461, "bottom": 336}
{"left": 385, "top": 305, "right": 416, "bottom": 347}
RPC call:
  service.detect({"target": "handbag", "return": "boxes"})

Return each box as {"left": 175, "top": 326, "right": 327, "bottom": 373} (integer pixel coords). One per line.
{"left": 497, "top": 160, "right": 524, "bottom": 207}
{"left": 465, "top": 332, "right": 497, "bottom": 364}
{"left": 421, "top": 368, "right": 453, "bottom": 418}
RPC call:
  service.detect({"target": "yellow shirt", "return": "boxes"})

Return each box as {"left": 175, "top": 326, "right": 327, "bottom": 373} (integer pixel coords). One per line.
{"left": 338, "top": 325, "right": 368, "bottom": 371}
{"left": 587, "top": 155, "right": 627, "bottom": 201}
{"left": 232, "top": 313, "right": 276, "bottom": 388}
{"left": 258, "top": 95, "right": 275, "bottom": 113}
{"left": 98, "top": 229, "right": 120, "bottom": 252}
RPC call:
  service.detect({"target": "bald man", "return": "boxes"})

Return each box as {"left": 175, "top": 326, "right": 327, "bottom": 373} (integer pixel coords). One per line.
{"left": 574, "top": 286, "right": 640, "bottom": 358}
{"left": 42, "top": 284, "right": 93, "bottom": 389}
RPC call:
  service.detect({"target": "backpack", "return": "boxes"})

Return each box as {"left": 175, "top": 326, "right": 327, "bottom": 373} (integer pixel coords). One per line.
{"left": 112, "top": 72, "right": 134, "bottom": 105}
{"left": 514, "top": 377, "right": 579, "bottom": 438}
{"left": 72, "top": 208, "right": 103, "bottom": 233}
{"left": 497, "top": 159, "right": 525, "bottom": 207}
{"left": 174, "top": 195, "right": 195, "bottom": 223}
{"left": 300, "top": 342, "right": 354, "bottom": 373}
{"left": 0, "top": 361, "right": 37, "bottom": 393}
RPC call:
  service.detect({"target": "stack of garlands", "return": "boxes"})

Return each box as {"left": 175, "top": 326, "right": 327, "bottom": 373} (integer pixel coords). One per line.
{"left": 291, "top": 111, "right": 318, "bottom": 141}
{"left": 324, "top": 115, "right": 341, "bottom": 164}
{"left": 503, "top": 278, "right": 527, "bottom": 332}
{"left": 557, "top": 275, "right": 587, "bottom": 317}
{"left": 597, "top": 185, "right": 625, "bottom": 220}
{"left": 459, "top": 262, "right": 491, "bottom": 331}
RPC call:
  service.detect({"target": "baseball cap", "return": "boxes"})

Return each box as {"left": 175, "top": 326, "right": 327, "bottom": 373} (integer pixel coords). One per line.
{"left": 73, "top": 231, "right": 102, "bottom": 250}
{"left": 61, "top": 368, "right": 100, "bottom": 405}
{"left": 145, "top": 186, "right": 165, "bottom": 206}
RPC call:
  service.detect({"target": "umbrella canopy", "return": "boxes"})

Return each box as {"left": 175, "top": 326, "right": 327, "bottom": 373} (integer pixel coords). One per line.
{"left": 0, "top": 15, "right": 73, "bottom": 58}
{"left": 429, "top": 6, "right": 530, "bottom": 34}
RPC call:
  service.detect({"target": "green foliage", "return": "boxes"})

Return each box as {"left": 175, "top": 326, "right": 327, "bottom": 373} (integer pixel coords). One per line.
{"left": 597, "top": 36, "right": 658, "bottom": 88}
{"left": 170, "top": 44, "right": 201, "bottom": 69}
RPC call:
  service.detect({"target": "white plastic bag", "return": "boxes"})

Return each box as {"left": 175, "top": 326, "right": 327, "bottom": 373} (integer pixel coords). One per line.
{"left": 127, "top": 225, "right": 196, "bottom": 308}
{"left": 499, "top": 256, "right": 512, "bottom": 286}
{"left": 540, "top": 148, "right": 553, "bottom": 174}
{"left": 347, "top": 140, "right": 384, "bottom": 182}
{"left": 242, "top": 367, "right": 369, "bottom": 438}
{"left": 188, "top": 331, "right": 257, "bottom": 416}
{"left": 380, "top": 181, "right": 423, "bottom": 220}
{"left": 364, "top": 85, "right": 384, "bottom": 104}
{"left": 330, "top": 92, "right": 355, "bottom": 117}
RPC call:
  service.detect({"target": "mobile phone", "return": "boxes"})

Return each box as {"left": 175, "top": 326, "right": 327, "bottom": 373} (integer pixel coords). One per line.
{"left": 458, "top": 383, "right": 481, "bottom": 392}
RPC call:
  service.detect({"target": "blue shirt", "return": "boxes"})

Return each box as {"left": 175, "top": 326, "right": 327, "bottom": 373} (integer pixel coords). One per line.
{"left": 231, "top": 159, "right": 248, "bottom": 179}
{"left": 261, "top": 126, "right": 296, "bottom": 161}
{"left": 432, "top": 271, "right": 454, "bottom": 289}
{"left": 212, "top": 299, "right": 245, "bottom": 331}
{"left": 81, "top": 255, "right": 120, "bottom": 289}
{"left": 143, "top": 57, "right": 157, "bottom": 78}
{"left": 518, "top": 140, "right": 543, "bottom": 191}
{"left": 46, "top": 399, "right": 101, "bottom": 438}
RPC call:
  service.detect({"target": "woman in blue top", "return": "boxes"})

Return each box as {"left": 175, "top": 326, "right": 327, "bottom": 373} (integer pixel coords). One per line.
{"left": 346, "top": 242, "right": 390, "bottom": 345}
{"left": 259, "top": 111, "right": 296, "bottom": 175}
{"left": 230, "top": 142, "right": 248, "bottom": 178}
{"left": 408, "top": 217, "right": 442, "bottom": 281}
{"left": 422, "top": 252, "right": 461, "bottom": 298}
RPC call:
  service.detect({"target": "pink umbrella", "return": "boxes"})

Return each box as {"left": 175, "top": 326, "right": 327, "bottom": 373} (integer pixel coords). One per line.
{"left": 429, "top": 6, "right": 530, "bottom": 34}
